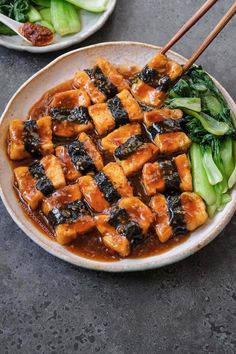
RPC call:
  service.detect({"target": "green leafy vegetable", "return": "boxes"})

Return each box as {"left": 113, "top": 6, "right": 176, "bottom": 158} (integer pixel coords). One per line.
{"left": 166, "top": 97, "right": 201, "bottom": 112}
{"left": 65, "top": 0, "right": 108, "bottom": 12}
{"left": 36, "top": 20, "right": 55, "bottom": 32}
{"left": 170, "top": 66, "right": 236, "bottom": 216}
{"left": 0, "top": 23, "right": 15, "bottom": 35}
{"left": 39, "top": 7, "right": 52, "bottom": 23}
{"left": 202, "top": 146, "right": 223, "bottom": 185}
{"left": 51, "top": 0, "right": 80, "bottom": 36}
{"left": 183, "top": 109, "right": 230, "bottom": 136}
{"left": 189, "top": 143, "right": 216, "bottom": 206}
{"left": 27, "top": 5, "right": 41, "bottom": 22}
{"left": 0, "top": 0, "right": 29, "bottom": 22}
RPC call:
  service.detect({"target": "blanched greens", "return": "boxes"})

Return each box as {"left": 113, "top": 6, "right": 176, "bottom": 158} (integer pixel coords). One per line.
{"left": 167, "top": 66, "right": 236, "bottom": 216}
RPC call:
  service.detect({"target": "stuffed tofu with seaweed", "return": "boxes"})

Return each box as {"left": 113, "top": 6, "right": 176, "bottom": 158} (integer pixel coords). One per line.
{"left": 8, "top": 50, "right": 232, "bottom": 263}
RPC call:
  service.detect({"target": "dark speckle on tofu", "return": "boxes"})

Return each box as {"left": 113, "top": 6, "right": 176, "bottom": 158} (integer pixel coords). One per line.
{"left": 148, "top": 119, "right": 182, "bottom": 139}
{"left": 166, "top": 194, "right": 188, "bottom": 236}
{"left": 90, "top": 66, "right": 118, "bottom": 98}
{"left": 23, "top": 120, "right": 41, "bottom": 157}
{"left": 107, "top": 95, "right": 130, "bottom": 128}
{"left": 68, "top": 141, "right": 97, "bottom": 174}
{"left": 108, "top": 207, "right": 143, "bottom": 243}
{"left": 94, "top": 172, "right": 120, "bottom": 204}
{"left": 114, "top": 134, "right": 145, "bottom": 160}
{"left": 50, "top": 106, "right": 91, "bottom": 124}
{"left": 28, "top": 161, "right": 54, "bottom": 196}
{"left": 48, "top": 200, "right": 89, "bottom": 226}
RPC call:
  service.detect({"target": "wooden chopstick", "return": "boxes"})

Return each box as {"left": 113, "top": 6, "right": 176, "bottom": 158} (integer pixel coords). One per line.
{"left": 160, "top": 0, "right": 218, "bottom": 55}
{"left": 183, "top": 2, "right": 236, "bottom": 72}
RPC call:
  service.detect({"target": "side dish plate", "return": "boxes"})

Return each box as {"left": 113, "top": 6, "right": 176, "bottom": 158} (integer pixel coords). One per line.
{"left": 0, "top": 41, "right": 235, "bottom": 272}
{"left": 0, "top": 0, "right": 116, "bottom": 53}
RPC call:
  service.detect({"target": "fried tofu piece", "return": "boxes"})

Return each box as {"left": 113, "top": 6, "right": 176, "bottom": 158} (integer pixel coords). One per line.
{"left": 53, "top": 120, "right": 93, "bottom": 138}
{"left": 119, "top": 143, "right": 158, "bottom": 176}
{"left": 154, "top": 132, "right": 191, "bottom": 155}
{"left": 131, "top": 53, "right": 183, "bottom": 106}
{"left": 78, "top": 132, "right": 104, "bottom": 171}
{"left": 150, "top": 192, "right": 208, "bottom": 242}
{"left": 8, "top": 117, "right": 54, "bottom": 160}
{"left": 36, "top": 116, "right": 54, "bottom": 156}
{"left": 175, "top": 154, "right": 192, "bottom": 192}
{"left": 118, "top": 197, "right": 153, "bottom": 233}
{"left": 88, "top": 103, "right": 114, "bottom": 136}
{"left": 78, "top": 175, "right": 110, "bottom": 212}
{"left": 14, "top": 166, "right": 43, "bottom": 210}
{"left": 96, "top": 57, "right": 129, "bottom": 92}
{"left": 42, "top": 183, "right": 82, "bottom": 215}
{"left": 148, "top": 53, "right": 183, "bottom": 80}
{"left": 101, "top": 123, "right": 141, "bottom": 153}
{"left": 88, "top": 89, "right": 143, "bottom": 136}
{"left": 42, "top": 183, "right": 95, "bottom": 245}
{"left": 50, "top": 88, "right": 93, "bottom": 138}
{"left": 73, "top": 58, "right": 129, "bottom": 104}
{"left": 142, "top": 162, "right": 165, "bottom": 195}
{"left": 142, "top": 154, "right": 192, "bottom": 195}
{"left": 144, "top": 109, "right": 191, "bottom": 154}
{"left": 96, "top": 215, "right": 130, "bottom": 257}
{"left": 41, "top": 155, "right": 66, "bottom": 190}
{"left": 181, "top": 192, "right": 208, "bottom": 231}
{"left": 56, "top": 133, "right": 103, "bottom": 182}
{"left": 74, "top": 70, "right": 107, "bottom": 104}
{"left": 131, "top": 81, "right": 166, "bottom": 107}
{"left": 8, "top": 120, "right": 29, "bottom": 160}
{"left": 50, "top": 89, "right": 91, "bottom": 109}
{"left": 55, "top": 145, "right": 81, "bottom": 182}
{"left": 103, "top": 162, "right": 133, "bottom": 197}
{"left": 144, "top": 108, "right": 183, "bottom": 126}
{"left": 56, "top": 218, "right": 95, "bottom": 245}
{"left": 150, "top": 194, "right": 172, "bottom": 243}
{"left": 14, "top": 155, "right": 66, "bottom": 209}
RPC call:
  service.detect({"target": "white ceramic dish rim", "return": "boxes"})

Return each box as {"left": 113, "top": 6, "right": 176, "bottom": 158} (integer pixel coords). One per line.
{"left": 0, "top": 41, "right": 235, "bottom": 272}
{"left": 0, "top": 0, "right": 116, "bottom": 53}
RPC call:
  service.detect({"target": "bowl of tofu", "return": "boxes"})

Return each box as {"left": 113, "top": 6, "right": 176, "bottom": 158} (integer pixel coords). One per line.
{"left": 0, "top": 41, "right": 235, "bottom": 272}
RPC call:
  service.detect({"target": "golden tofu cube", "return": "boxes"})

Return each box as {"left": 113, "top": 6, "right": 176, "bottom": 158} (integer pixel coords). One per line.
{"left": 78, "top": 132, "right": 104, "bottom": 172}
{"left": 74, "top": 70, "right": 107, "bottom": 104}
{"left": 14, "top": 166, "right": 43, "bottom": 210}
{"left": 41, "top": 155, "right": 66, "bottom": 190}
{"left": 150, "top": 194, "right": 173, "bottom": 243}
{"left": 88, "top": 103, "right": 114, "bottom": 136}
{"left": 118, "top": 143, "right": 158, "bottom": 176}
{"left": 9, "top": 120, "right": 29, "bottom": 160}
{"left": 118, "top": 197, "right": 153, "bottom": 233}
{"left": 103, "top": 162, "right": 133, "bottom": 198}
{"left": 55, "top": 145, "right": 81, "bottom": 182}
{"left": 8, "top": 116, "right": 54, "bottom": 160}
{"left": 101, "top": 123, "right": 141, "bottom": 154}
{"left": 79, "top": 175, "right": 110, "bottom": 212}
{"left": 50, "top": 89, "right": 91, "bottom": 109}
{"left": 181, "top": 192, "right": 208, "bottom": 231}
{"left": 96, "top": 215, "right": 130, "bottom": 257}
{"left": 96, "top": 57, "right": 129, "bottom": 92}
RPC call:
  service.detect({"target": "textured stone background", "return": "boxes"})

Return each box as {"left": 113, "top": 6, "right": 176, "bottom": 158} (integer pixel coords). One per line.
{"left": 0, "top": 1, "right": 236, "bottom": 353}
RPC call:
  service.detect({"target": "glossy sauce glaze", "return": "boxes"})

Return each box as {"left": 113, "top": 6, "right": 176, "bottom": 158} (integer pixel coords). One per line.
{"left": 10, "top": 66, "right": 190, "bottom": 262}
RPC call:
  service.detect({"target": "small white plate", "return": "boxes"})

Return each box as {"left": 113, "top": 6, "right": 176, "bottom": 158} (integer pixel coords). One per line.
{"left": 0, "top": 0, "right": 116, "bottom": 53}
{"left": 0, "top": 42, "right": 235, "bottom": 272}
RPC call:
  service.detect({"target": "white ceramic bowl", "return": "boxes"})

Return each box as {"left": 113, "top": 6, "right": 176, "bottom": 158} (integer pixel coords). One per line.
{"left": 0, "top": 0, "right": 116, "bottom": 53}
{"left": 0, "top": 42, "right": 235, "bottom": 272}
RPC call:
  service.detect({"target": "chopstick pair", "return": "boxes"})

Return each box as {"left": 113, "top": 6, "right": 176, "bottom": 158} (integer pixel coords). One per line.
{"left": 160, "top": 0, "right": 236, "bottom": 72}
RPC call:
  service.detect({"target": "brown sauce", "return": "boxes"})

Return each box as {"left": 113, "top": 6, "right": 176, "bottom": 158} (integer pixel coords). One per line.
{"left": 9, "top": 67, "right": 190, "bottom": 262}
{"left": 20, "top": 23, "right": 54, "bottom": 47}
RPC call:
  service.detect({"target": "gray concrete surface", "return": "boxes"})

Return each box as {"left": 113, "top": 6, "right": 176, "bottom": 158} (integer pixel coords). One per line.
{"left": 0, "top": 1, "right": 236, "bottom": 353}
